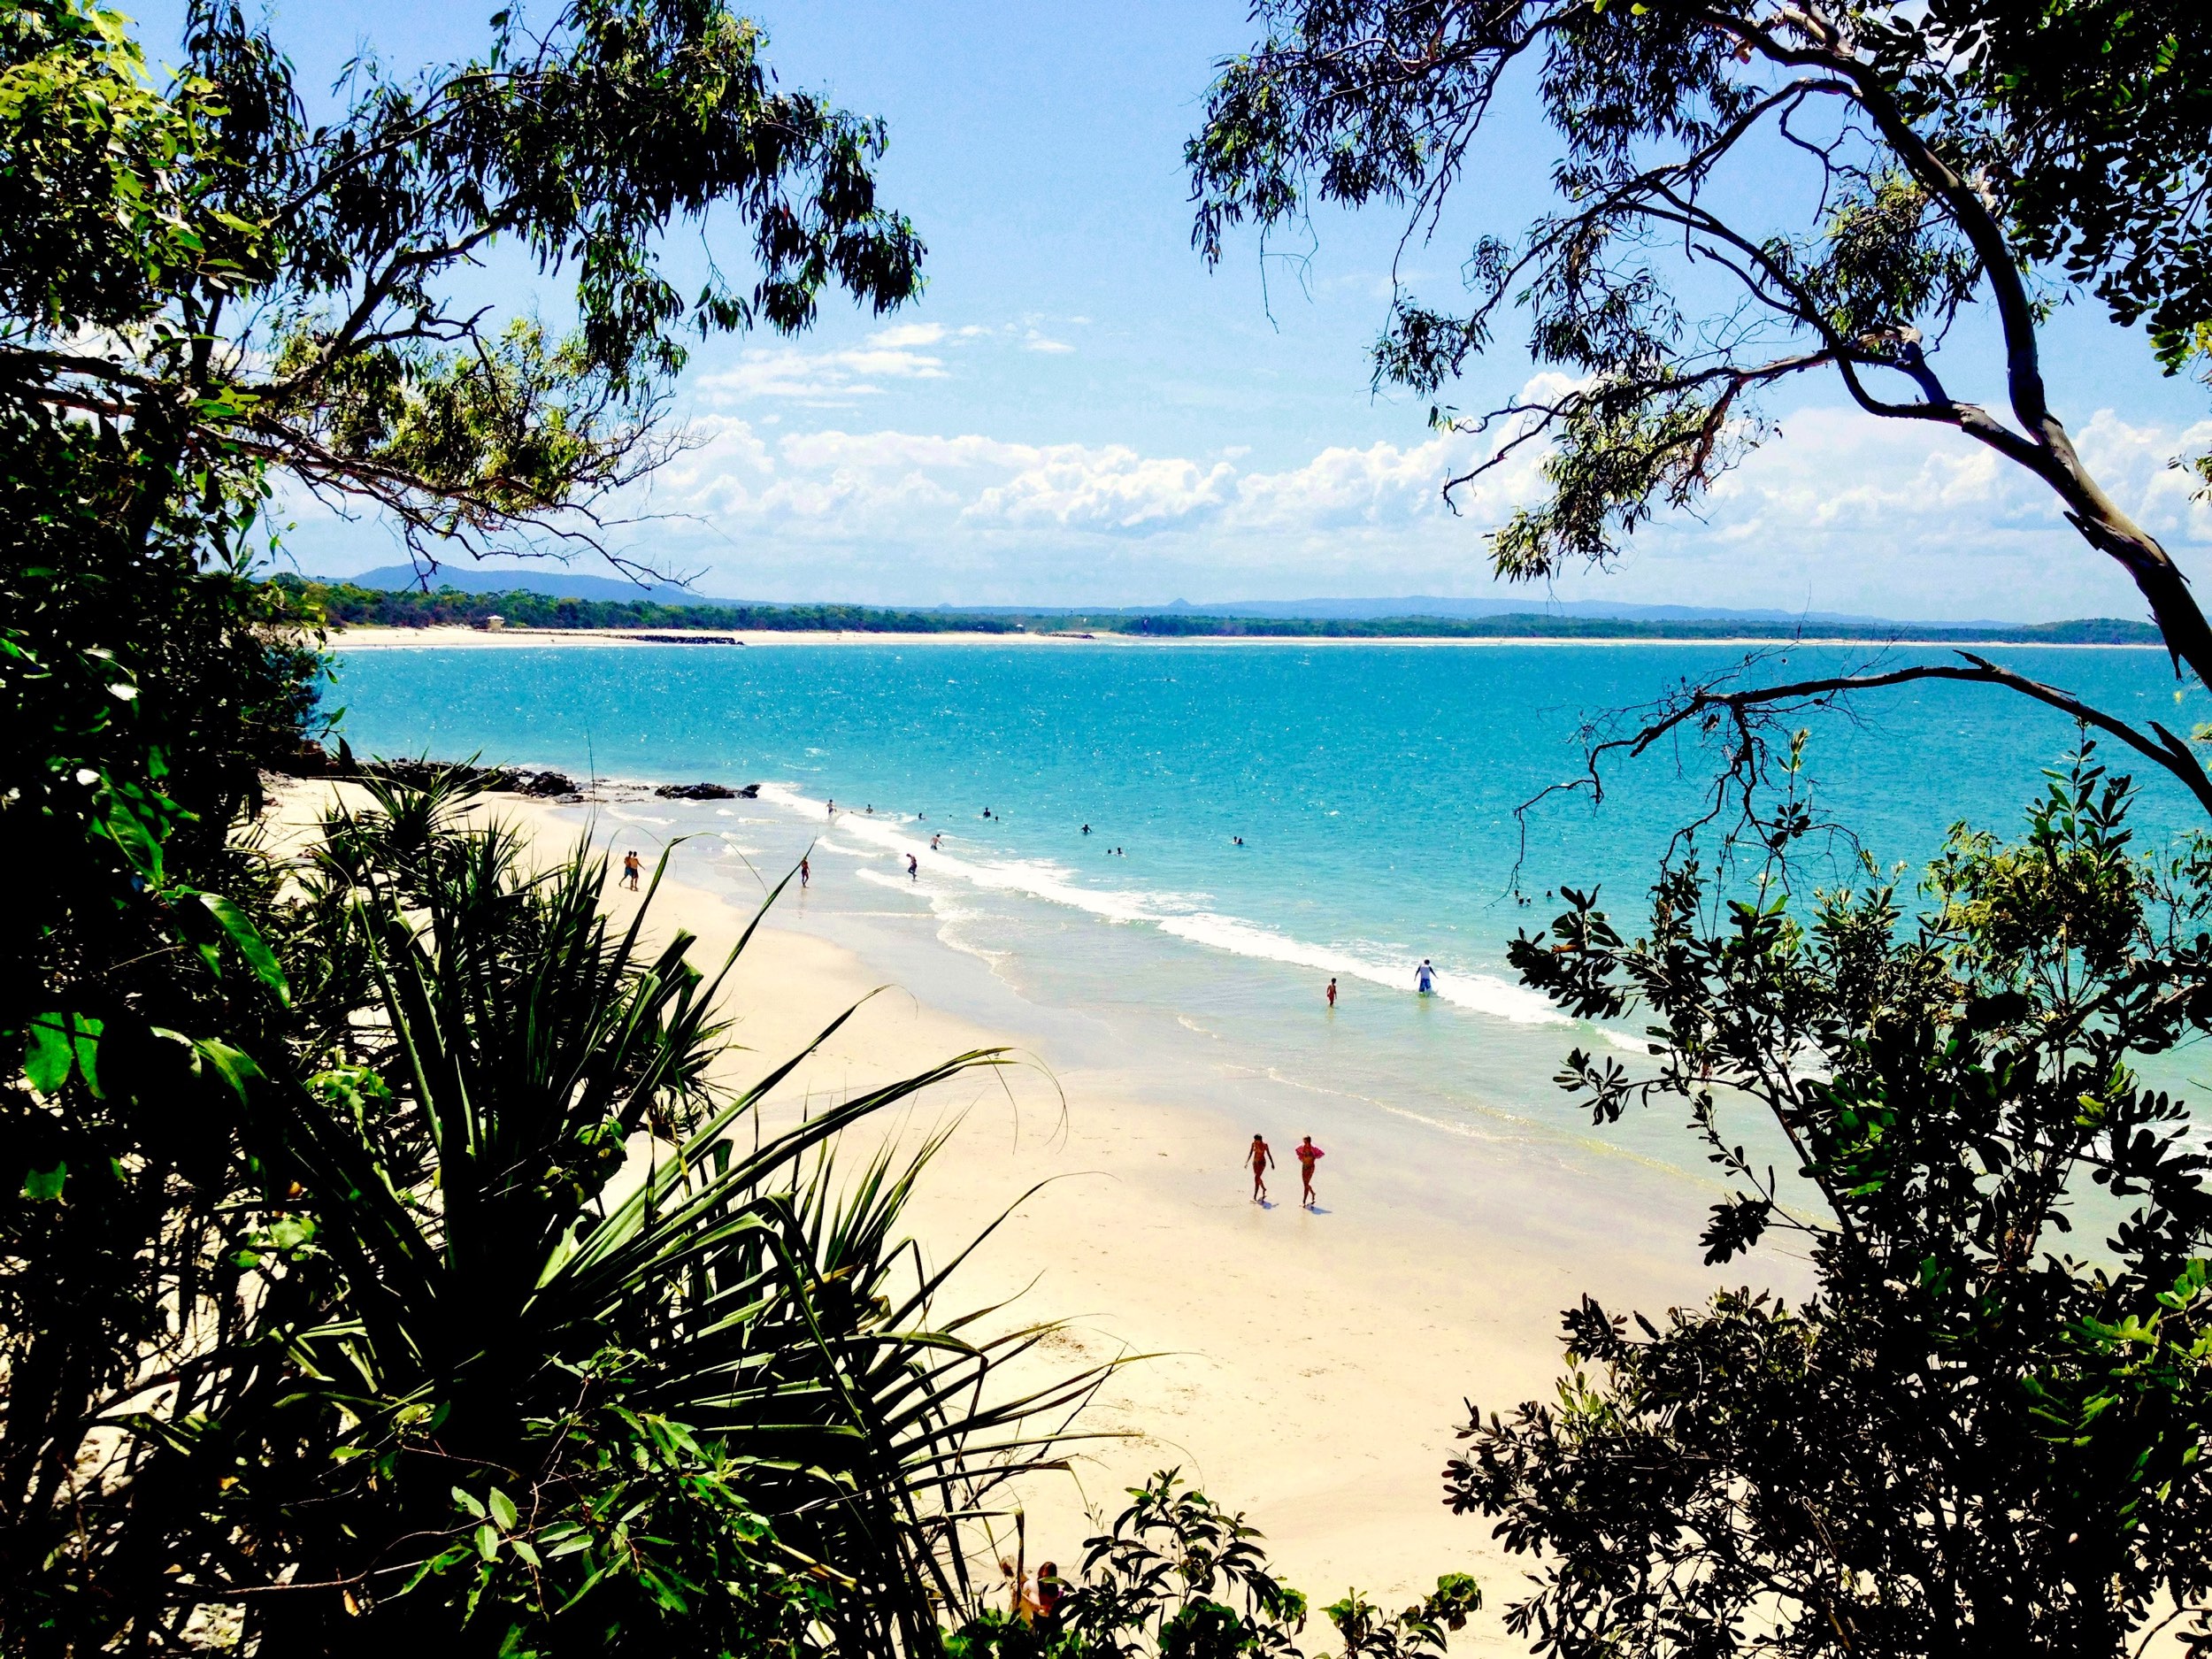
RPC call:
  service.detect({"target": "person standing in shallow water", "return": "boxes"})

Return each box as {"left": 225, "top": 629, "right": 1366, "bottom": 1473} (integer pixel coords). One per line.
{"left": 1247, "top": 1133, "right": 1274, "bottom": 1204}
{"left": 1294, "top": 1136, "right": 1325, "bottom": 1208}
{"left": 1416, "top": 958, "right": 1437, "bottom": 995}
{"left": 1325, "top": 977, "right": 1338, "bottom": 1009}
{"left": 799, "top": 856, "right": 810, "bottom": 890}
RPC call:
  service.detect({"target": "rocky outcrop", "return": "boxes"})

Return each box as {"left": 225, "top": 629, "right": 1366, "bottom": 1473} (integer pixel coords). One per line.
{"left": 653, "top": 780, "right": 759, "bottom": 801}
{"left": 265, "top": 742, "right": 576, "bottom": 796}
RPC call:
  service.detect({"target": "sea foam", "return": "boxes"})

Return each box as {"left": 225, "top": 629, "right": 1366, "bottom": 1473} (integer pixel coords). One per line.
{"left": 757, "top": 782, "right": 1586, "bottom": 1030}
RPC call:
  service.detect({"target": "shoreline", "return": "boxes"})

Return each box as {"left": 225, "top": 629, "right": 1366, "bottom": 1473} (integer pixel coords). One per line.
{"left": 269, "top": 775, "right": 1782, "bottom": 1650}
{"left": 411, "top": 782, "right": 1801, "bottom": 1647}
{"left": 323, "top": 622, "right": 2162, "bottom": 651}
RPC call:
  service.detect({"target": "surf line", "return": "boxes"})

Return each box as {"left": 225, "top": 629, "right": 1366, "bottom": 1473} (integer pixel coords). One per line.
{"left": 755, "top": 781, "right": 1638, "bottom": 1042}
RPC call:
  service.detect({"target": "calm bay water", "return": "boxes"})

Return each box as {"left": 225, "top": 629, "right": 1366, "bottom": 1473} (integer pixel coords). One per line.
{"left": 325, "top": 640, "right": 2210, "bottom": 1194}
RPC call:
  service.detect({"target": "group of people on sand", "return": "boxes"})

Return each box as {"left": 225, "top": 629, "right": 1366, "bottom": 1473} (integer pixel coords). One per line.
{"left": 1246, "top": 1133, "right": 1325, "bottom": 1209}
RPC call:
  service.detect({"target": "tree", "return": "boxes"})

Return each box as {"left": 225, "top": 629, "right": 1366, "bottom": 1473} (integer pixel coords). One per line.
{"left": 1187, "top": 0, "right": 2212, "bottom": 795}
{"left": 1192, "top": 17, "right": 2212, "bottom": 1652}
{"left": 3, "top": 0, "right": 933, "bottom": 1645}
{"left": 1443, "top": 749, "right": 2212, "bottom": 1655}
{"left": 14, "top": 770, "right": 1100, "bottom": 1654}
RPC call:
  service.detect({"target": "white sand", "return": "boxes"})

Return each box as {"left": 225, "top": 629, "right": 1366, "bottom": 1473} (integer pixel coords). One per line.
{"left": 273, "top": 780, "right": 1776, "bottom": 1652}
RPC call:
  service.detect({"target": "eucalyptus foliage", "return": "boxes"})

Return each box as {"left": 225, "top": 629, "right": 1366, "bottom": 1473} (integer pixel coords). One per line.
{"left": 1189, "top": 0, "right": 2212, "bottom": 694}
{"left": 1469, "top": 750, "right": 2212, "bottom": 1655}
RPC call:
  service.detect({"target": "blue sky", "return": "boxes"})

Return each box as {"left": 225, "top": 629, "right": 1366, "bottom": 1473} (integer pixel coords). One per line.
{"left": 237, "top": 0, "right": 2212, "bottom": 619}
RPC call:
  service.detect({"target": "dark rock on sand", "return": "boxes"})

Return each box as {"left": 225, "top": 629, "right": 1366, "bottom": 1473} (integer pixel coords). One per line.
{"left": 503, "top": 768, "right": 578, "bottom": 796}
{"left": 654, "top": 780, "right": 759, "bottom": 801}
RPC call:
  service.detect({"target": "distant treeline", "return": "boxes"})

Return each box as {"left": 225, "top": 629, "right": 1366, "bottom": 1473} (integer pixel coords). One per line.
{"left": 1109, "top": 612, "right": 2163, "bottom": 643}
{"left": 277, "top": 576, "right": 2162, "bottom": 645}
{"left": 278, "top": 576, "right": 1029, "bottom": 634}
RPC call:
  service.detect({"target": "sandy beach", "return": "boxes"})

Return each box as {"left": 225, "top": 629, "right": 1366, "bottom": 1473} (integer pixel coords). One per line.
{"left": 275, "top": 776, "right": 1786, "bottom": 1651}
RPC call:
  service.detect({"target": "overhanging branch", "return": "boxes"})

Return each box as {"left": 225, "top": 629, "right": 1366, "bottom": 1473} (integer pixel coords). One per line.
{"left": 1514, "top": 649, "right": 2212, "bottom": 894}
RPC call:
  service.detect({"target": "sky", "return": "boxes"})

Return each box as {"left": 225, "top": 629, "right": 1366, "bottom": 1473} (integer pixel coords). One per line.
{"left": 234, "top": 0, "right": 2212, "bottom": 620}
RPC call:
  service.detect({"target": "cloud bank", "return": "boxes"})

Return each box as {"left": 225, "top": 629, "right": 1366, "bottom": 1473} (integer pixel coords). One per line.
{"left": 627, "top": 393, "right": 2212, "bottom": 617}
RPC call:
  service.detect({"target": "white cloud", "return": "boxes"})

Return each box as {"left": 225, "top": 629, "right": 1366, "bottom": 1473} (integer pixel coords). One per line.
{"left": 693, "top": 313, "right": 1092, "bottom": 402}
{"left": 615, "top": 394, "right": 2212, "bottom": 618}
{"left": 1698, "top": 403, "right": 2212, "bottom": 550}
{"left": 870, "top": 322, "right": 947, "bottom": 349}
{"left": 970, "top": 447, "right": 1232, "bottom": 529}
{"left": 697, "top": 331, "right": 949, "bottom": 404}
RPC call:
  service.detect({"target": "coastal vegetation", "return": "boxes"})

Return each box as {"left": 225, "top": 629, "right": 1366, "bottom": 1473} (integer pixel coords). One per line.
{"left": 279, "top": 574, "right": 2160, "bottom": 645}
{"left": 0, "top": 0, "right": 1148, "bottom": 1648}
{"left": 1489, "top": 753, "right": 2212, "bottom": 1652}
{"left": 20, "top": 0, "right": 2212, "bottom": 1651}
{"left": 2, "top": 0, "right": 1472, "bottom": 1651}
{"left": 1194, "top": 0, "right": 2212, "bottom": 1652}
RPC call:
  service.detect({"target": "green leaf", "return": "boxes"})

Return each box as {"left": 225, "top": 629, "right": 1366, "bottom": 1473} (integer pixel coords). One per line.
{"left": 26, "top": 1011, "right": 103, "bottom": 1097}
{"left": 22, "top": 1163, "right": 67, "bottom": 1202}
{"left": 191, "top": 1040, "right": 264, "bottom": 1104}
{"left": 96, "top": 790, "right": 166, "bottom": 884}
{"left": 193, "top": 891, "right": 291, "bottom": 1004}
{"left": 488, "top": 1486, "right": 518, "bottom": 1531}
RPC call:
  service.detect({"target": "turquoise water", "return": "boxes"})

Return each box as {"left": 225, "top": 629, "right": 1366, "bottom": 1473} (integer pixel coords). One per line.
{"left": 324, "top": 640, "right": 2210, "bottom": 1197}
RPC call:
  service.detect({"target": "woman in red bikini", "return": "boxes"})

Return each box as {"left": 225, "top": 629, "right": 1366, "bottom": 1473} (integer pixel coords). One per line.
{"left": 1248, "top": 1134, "right": 1274, "bottom": 1203}
{"left": 1294, "top": 1136, "right": 1325, "bottom": 1208}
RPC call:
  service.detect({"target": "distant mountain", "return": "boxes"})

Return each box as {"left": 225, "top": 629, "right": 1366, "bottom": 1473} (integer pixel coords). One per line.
{"left": 325, "top": 566, "right": 2029, "bottom": 631}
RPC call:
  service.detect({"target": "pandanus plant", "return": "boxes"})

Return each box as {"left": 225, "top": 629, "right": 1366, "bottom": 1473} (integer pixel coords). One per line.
{"left": 203, "top": 771, "right": 1105, "bottom": 1655}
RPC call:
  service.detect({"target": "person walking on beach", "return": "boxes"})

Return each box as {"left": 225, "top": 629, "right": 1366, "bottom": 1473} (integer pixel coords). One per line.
{"left": 621, "top": 850, "right": 641, "bottom": 891}
{"left": 799, "top": 856, "right": 810, "bottom": 890}
{"left": 1034, "top": 1563, "right": 1066, "bottom": 1632}
{"left": 1325, "top": 977, "right": 1338, "bottom": 1009}
{"left": 1294, "top": 1136, "right": 1325, "bottom": 1208}
{"left": 997, "top": 1559, "right": 1035, "bottom": 1624}
{"left": 1416, "top": 958, "right": 1437, "bottom": 995}
{"left": 931, "top": 832, "right": 941, "bottom": 851}
{"left": 906, "top": 852, "right": 918, "bottom": 880}
{"left": 1248, "top": 1133, "right": 1275, "bottom": 1203}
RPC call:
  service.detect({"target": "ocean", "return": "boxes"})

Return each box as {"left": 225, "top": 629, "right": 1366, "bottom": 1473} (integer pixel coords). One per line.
{"left": 323, "top": 639, "right": 2210, "bottom": 1207}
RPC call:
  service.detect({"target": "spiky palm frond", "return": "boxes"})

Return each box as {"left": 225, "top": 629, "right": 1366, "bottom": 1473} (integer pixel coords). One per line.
{"left": 230, "top": 783, "right": 1113, "bottom": 1653}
